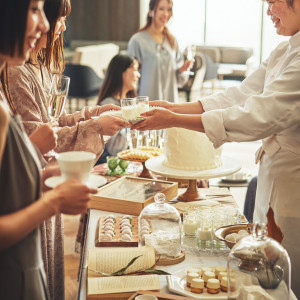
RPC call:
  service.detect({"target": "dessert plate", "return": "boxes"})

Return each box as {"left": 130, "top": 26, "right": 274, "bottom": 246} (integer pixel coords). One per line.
{"left": 45, "top": 174, "right": 107, "bottom": 189}
{"left": 167, "top": 268, "right": 227, "bottom": 299}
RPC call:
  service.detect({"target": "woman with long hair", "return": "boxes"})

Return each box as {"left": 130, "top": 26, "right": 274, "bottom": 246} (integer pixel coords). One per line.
{"left": 97, "top": 54, "right": 140, "bottom": 162}
{"left": 0, "top": 0, "right": 97, "bottom": 299}
{"left": 7, "top": 0, "right": 129, "bottom": 162}
{"left": 5, "top": 1, "right": 129, "bottom": 299}
{"left": 127, "top": 0, "right": 193, "bottom": 102}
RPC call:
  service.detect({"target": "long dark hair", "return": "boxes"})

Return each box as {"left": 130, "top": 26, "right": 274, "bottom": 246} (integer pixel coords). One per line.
{"left": 139, "top": 0, "right": 175, "bottom": 48}
{"left": 35, "top": 0, "right": 71, "bottom": 73}
{"left": 97, "top": 54, "right": 139, "bottom": 105}
{"left": 0, "top": 0, "right": 31, "bottom": 113}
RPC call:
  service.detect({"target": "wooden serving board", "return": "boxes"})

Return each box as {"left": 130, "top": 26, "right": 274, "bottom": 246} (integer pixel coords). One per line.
{"left": 95, "top": 216, "right": 139, "bottom": 247}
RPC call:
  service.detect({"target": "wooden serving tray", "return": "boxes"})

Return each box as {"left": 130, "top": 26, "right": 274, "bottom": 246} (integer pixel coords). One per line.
{"left": 89, "top": 176, "right": 178, "bottom": 215}
{"left": 128, "top": 290, "right": 195, "bottom": 300}
{"left": 95, "top": 216, "right": 138, "bottom": 247}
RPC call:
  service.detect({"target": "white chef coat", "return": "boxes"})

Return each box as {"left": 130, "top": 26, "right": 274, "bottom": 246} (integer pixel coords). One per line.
{"left": 200, "top": 31, "right": 300, "bottom": 298}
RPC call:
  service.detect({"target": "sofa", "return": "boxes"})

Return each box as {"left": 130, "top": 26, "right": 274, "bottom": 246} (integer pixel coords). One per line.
{"left": 195, "top": 45, "right": 257, "bottom": 80}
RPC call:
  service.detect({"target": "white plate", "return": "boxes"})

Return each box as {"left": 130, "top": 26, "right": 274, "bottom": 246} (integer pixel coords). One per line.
{"left": 167, "top": 269, "right": 227, "bottom": 299}
{"left": 45, "top": 174, "right": 107, "bottom": 189}
{"left": 145, "top": 156, "right": 241, "bottom": 180}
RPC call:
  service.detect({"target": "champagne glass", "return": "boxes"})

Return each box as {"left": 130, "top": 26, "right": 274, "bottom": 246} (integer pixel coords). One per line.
{"left": 186, "top": 45, "right": 196, "bottom": 76}
{"left": 46, "top": 74, "right": 70, "bottom": 157}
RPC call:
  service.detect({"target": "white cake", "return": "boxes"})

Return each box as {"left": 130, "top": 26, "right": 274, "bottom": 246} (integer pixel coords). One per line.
{"left": 163, "top": 128, "right": 222, "bottom": 171}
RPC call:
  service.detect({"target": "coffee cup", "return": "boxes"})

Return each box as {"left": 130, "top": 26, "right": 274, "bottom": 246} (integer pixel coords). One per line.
{"left": 56, "top": 151, "right": 96, "bottom": 184}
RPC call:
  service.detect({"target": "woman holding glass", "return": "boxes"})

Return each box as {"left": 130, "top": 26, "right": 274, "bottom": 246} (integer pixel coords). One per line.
{"left": 97, "top": 54, "right": 140, "bottom": 162}
{"left": 6, "top": 0, "right": 129, "bottom": 162}
{"left": 127, "top": 0, "right": 193, "bottom": 102}
{"left": 4, "top": 1, "right": 129, "bottom": 299}
{"left": 0, "top": 0, "right": 97, "bottom": 299}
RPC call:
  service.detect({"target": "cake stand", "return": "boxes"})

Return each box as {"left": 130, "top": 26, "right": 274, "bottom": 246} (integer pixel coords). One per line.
{"left": 145, "top": 156, "right": 241, "bottom": 202}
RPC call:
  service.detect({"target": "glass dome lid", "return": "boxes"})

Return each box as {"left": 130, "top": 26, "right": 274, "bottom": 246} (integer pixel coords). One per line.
{"left": 138, "top": 193, "right": 182, "bottom": 259}
{"left": 227, "top": 222, "right": 291, "bottom": 299}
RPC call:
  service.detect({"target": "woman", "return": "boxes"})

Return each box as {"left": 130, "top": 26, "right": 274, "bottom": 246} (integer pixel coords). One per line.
{"left": 127, "top": 0, "right": 192, "bottom": 102}
{"left": 6, "top": 1, "right": 129, "bottom": 299}
{"left": 0, "top": 1, "right": 97, "bottom": 299}
{"left": 7, "top": 0, "right": 129, "bottom": 161}
{"left": 133, "top": 0, "right": 300, "bottom": 296}
{"left": 97, "top": 54, "right": 140, "bottom": 161}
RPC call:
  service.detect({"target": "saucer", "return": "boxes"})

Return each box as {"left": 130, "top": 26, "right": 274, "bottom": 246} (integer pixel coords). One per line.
{"left": 45, "top": 174, "right": 107, "bottom": 189}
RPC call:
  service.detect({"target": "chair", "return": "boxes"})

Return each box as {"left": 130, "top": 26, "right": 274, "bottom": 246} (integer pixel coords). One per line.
{"left": 63, "top": 63, "right": 103, "bottom": 112}
{"left": 178, "top": 52, "right": 206, "bottom": 102}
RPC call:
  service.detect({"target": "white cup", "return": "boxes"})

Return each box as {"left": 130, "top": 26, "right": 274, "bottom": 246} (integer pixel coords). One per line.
{"left": 135, "top": 295, "right": 158, "bottom": 300}
{"left": 56, "top": 151, "right": 96, "bottom": 184}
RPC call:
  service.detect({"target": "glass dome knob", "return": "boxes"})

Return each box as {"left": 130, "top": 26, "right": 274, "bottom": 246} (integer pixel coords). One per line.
{"left": 154, "top": 193, "right": 166, "bottom": 204}
{"left": 253, "top": 222, "right": 267, "bottom": 240}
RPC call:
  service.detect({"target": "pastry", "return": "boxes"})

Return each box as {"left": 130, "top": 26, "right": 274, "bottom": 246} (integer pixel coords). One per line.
{"left": 215, "top": 266, "right": 227, "bottom": 277}
{"left": 203, "top": 271, "right": 215, "bottom": 286}
{"left": 186, "top": 272, "right": 199, "bottom": 288}
{"left": 200, "top": 266, "right": 213, "bottom": 276}
{"left": 207, "top": 278, "right": 221, "bottom": 294}
{"left": 190, "top": 278, "right": 204, "bottom": 293}
{"left": 218, "top": 271, "right": 227, "bottom": 281}
{"left": 186, "top": 268, "right": 200, "bottom": 276}
{"left": 220, "top": 276, "right": 228, "bottom": 292}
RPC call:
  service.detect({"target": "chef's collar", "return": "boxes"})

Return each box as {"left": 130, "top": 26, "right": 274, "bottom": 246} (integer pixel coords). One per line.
{"left": 289, "top": 30, "right": 300, "bottom": 49}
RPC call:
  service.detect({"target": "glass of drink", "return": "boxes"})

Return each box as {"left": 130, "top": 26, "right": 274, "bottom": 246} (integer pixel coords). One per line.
{"left": 135, "top": 96, "right": 149, "bottom": 117}
{"left": 48, "top": 74, "right": 70, "bottom": 122}
{"left": 120, "top": 98, "right": 137, "bottom": 121}
{"left": 186, "top": 45, "right": 196, "bottom": 76}
{"left": 46, "top": 74, "right": 70, "bottom": 156}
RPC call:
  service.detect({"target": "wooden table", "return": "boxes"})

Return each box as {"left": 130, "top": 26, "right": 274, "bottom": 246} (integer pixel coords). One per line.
{"left": 77, "top": 188, "right": 296, "bottom": 300}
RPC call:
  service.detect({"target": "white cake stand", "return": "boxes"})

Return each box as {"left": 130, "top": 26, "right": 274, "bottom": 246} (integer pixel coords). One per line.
{"left": 145, "top": 156, "right": 241, "bottom": 202}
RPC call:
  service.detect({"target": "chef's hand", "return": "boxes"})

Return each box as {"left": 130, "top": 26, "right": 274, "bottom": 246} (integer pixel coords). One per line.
{"left": 131, "top": 108, "right": 176, "bottom": 131}
{"left": 150, "top": 100, "right": 174, "bottom": 110}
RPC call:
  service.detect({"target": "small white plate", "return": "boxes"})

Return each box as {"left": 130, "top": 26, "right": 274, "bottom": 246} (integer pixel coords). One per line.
{"left": 45, "top": 174, "right": 107, "bottom": 189}
{"left": 167, "top": 268, "right": 227, "bottom": 299}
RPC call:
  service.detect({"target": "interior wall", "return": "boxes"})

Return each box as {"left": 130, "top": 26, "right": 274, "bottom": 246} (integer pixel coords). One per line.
{"left": 67, "top": 0, "right": 140, "bottom": 43}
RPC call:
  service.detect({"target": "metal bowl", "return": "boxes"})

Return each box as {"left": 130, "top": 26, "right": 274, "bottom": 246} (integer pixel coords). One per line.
{"left": 214, "top": 223, "right": 253, "bottom": 249}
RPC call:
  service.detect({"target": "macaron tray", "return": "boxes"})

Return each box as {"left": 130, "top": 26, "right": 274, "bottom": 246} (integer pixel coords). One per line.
{"left": 95, "top": 215, "right": 139, "bottom": 247}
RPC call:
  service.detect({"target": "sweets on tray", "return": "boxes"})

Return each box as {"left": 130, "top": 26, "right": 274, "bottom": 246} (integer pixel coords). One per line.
{"left": 118, "top": 147, "right": 163, "bottom": 161}
{"left": 95, "top": 215, "right": 138, "bottom": 247}
{"left": 185, "top": 265, "right": 235, "bottom": 295}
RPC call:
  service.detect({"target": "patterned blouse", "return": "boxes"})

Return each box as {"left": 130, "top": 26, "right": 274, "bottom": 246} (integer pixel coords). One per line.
{"left": 7, "top": 63, "right": 104, "bottom": 159}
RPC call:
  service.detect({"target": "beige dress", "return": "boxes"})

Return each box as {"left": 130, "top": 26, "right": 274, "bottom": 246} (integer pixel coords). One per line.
{"left": 6, "top": 64, "right": 103, "bottom": 300}
{"left": 7, "top": 63, "right": 105, "bottom": 159}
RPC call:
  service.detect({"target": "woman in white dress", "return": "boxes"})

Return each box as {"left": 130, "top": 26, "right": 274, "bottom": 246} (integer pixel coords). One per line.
{"left": 127, "top": 0, "right": 193, "bottom": 102}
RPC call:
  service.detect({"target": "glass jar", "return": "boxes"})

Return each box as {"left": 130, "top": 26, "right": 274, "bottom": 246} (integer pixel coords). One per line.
{"left": 138, "top": 193, "right": 182, "bottom": 258}
{"left": 227, "top": 222, "right": 291, "bottom": 300}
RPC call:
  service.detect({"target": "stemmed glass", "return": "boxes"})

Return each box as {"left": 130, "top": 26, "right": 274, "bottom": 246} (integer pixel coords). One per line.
{"left": 185, "top": 45, "right": 196, "bottom": 76}
{"left": 46, "top": 74, "right": 70, "bottom": 156}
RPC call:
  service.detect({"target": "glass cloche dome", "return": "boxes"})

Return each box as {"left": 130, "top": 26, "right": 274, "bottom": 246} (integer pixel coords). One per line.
{"left": 227, "top": 222, "right": 291, "bottom": 300}
{"left": 138, "top": 193, "right": 182, "bottom": 259}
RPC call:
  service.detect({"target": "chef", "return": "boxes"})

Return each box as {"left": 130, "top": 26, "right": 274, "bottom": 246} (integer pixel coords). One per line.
{"left": 132, "top": 0, "right": 300, "bottom": 297}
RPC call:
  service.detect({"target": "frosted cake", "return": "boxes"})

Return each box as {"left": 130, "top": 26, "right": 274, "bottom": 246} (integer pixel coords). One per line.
{"left": 163, "top": 128, "right": 222, "bottom": 171}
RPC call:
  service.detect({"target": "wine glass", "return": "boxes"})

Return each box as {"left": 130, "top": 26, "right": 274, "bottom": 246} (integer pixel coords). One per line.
{"left": 186, "top": 45, "right": 196, "bottom": 76}
{"left": 46, "top": 74, "right": 70, "bottom": 157}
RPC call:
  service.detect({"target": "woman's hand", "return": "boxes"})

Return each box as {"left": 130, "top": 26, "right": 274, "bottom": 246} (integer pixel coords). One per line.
{"left": 97, "top": 115, "right": 131, "bottom": 136}
{"left": 29, "top": 123, "right": 57, "bottom": 155}
{"left": 131, "top": 108, "right": 176, "bottom": 131}
{"left": 43, "top": 179, "right": 98, "bottom": 215}
{"left": 95, "top": 104, "right": 121, "bottom": 116}
{"left": 41, "top": 164, "right": 61, "bottom": 192}
{"left": 179, "top": 59, "right": 194, "bottom": 73}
